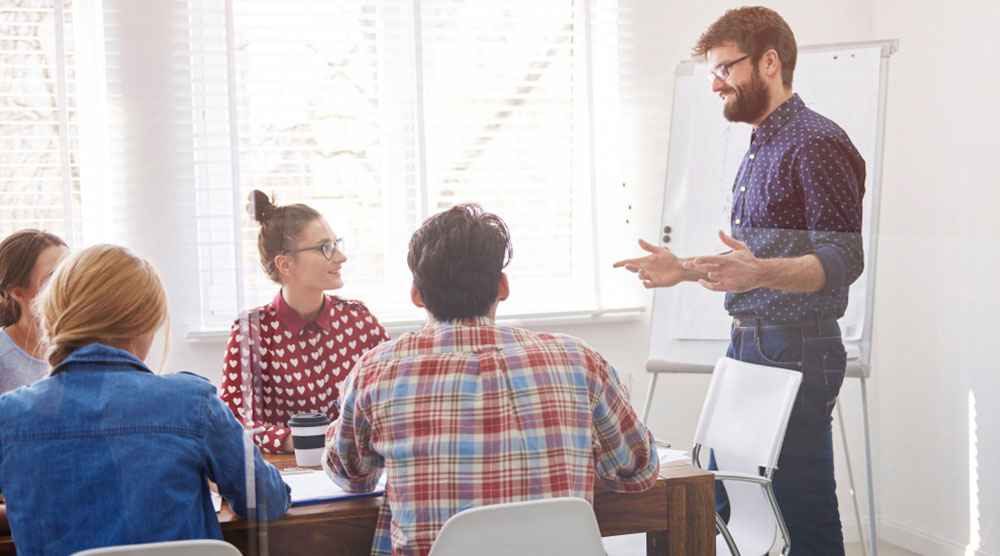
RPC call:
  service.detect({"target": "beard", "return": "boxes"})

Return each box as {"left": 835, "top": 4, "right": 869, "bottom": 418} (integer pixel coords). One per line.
{"left": 721, "top": 68, "right": 770, "bottom": 124}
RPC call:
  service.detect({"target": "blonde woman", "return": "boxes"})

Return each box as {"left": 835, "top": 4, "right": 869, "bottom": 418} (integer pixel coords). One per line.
{"left": 0, "top": 245, "right": 290, "bottom": 556}
{"left": 0, "top": 229, "right": 67, "bottom": 394}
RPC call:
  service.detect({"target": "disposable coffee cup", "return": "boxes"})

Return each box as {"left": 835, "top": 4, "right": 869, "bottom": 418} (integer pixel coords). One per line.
{"left": 288, "top": 412, "right": 331, "bottom": 467}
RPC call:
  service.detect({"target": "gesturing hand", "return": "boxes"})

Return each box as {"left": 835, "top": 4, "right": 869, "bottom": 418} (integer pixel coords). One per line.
{"left": 682, "top": 231, "right": 762, "bottom": 292}
{"left": 612, "top": 238, "right": 687, "bottom": 289}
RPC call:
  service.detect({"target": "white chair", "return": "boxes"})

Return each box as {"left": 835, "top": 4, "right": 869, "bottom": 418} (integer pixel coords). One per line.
{"left": 691, "top": 357, "right": 802, "bottom": 556}
{"left": 428, "top": 497, "right": 605, "bottom": 556}
{"left": 72, "top": 539, "right": 241, "bottom": 556}
{"left": 642, "top": 348, "right": 878, "bottom": 556}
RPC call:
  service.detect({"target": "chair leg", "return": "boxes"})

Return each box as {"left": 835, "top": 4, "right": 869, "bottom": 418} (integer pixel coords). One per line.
{"left": 716, "top": 512, "right": 740, "bottom": 556}
{"left": 641, "top": 373, "right": 658, "bottom": 425}
{"left": 763, "top": 482, "right": 791, "bottom": 556}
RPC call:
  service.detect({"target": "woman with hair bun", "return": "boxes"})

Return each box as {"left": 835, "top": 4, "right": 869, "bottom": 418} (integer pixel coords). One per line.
{"left": 0, "top": 244, "right": 289, "bottom": 556}
{"left": 221, "top": 191, "right": 389, "bottom": 453}
{"left": 0, "top": 229, "right": 67, "bottom": 394}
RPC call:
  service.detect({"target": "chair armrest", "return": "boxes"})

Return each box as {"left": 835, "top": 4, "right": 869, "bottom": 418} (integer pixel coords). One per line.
{"left": 644, "top": 359, "right": 714, "bottom": 374}
{"left": 709, "top": 471, "right": 771, "bottom": 485}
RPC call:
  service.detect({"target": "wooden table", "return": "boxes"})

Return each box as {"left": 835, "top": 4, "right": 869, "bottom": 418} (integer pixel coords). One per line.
{"left": 0, "top": 455, "right": 715, "bottom": 555}
{"left": 219, "top": 455, "right": 715, "bottom": 555}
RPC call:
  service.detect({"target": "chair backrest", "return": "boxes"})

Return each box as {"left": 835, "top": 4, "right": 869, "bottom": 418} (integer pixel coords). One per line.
{"left": 428, "top": 497, "right": 605, "bottom": 556}
{"left": 72, "top": 539, "right": 242, "bottom": 556}
{"left": 693, "top": 357, "right": 802, "bottom": 473}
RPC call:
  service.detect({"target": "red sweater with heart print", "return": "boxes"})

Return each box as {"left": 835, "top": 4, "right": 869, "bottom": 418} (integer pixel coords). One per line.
{"left": 220, "top": 291, "right": 389, "bottom": 452}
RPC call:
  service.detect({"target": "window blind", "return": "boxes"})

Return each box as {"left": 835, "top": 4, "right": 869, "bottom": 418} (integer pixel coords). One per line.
{"left": 0, "top": 0, "right": 81, "bottom": 245}
{"left": 190, "top": 0, "right": 626, "bottom": 328}
{"left": 418, "top": 0, "right": 592, "bottom": 313}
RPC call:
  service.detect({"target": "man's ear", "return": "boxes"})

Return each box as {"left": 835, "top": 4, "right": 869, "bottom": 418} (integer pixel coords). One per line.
{"left": 497, "top": 273, "right": 510, "bottom": 302}
{"left": 761, "top": 49, "right": 781, "bottom": 80}
{"left": 410, "top": 283, "right": 425, "bottom": 308}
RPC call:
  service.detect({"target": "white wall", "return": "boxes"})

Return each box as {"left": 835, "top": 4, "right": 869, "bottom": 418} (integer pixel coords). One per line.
{"left": 136, "top": 1, "right": 999, "bottom": 553}
{"left": 869, "top": 1, "right": 1000, "bottom": 554}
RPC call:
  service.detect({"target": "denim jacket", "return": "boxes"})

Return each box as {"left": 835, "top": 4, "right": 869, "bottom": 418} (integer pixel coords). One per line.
{"left": 0, "top": 344, "right": 291, "bottom": 556}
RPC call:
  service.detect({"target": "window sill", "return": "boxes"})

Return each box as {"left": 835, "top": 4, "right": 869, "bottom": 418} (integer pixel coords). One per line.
{"left": 185, "top": 306, "right": 645, "bottom": 344}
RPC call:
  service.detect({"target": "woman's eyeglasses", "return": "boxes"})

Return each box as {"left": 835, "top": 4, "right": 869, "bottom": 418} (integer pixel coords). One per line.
{"left": 283, "top": 236, "right": 345, "bottom": 260}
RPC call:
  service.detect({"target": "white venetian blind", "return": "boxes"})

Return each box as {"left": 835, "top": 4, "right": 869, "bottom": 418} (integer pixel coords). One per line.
{"left": 0, "top": 0, "right": 81, "bottom": 245}
{"left": 419, "top": 0, "right": 595, "bottom": 315}
{"left": 191, "top": 0, "right": 627, "bottom": 329}
{"left": 192, "top": 0, "right": 419, "bottom": 328}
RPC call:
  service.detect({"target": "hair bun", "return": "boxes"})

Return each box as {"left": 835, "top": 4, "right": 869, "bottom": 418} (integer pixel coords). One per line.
{"left": 247, "top": 190, "right": 276, "bottom": 223}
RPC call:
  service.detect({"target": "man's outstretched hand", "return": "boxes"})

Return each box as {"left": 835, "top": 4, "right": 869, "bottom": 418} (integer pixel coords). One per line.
{"left": 613, "top": 238, "right": 690, "bottom": 289}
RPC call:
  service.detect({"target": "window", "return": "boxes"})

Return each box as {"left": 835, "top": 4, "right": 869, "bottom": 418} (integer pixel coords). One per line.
{"left": 189, "top": 0, "right": 629, "bottom": 329}
{"left": 0, "top": 0, "right": 81, "bottom": 245}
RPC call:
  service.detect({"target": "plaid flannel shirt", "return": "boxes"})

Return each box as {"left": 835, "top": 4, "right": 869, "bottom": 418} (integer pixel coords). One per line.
{"left": 323, "top": 317, "right": 659, "bottom": 555}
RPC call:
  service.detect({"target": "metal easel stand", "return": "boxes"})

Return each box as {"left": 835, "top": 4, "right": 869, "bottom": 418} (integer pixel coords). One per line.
{"left": 838, "top": 369, "right": 878, "bottom": 556}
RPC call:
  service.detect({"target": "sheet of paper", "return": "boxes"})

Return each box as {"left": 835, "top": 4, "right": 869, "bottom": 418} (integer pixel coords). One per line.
{"left": 211, "top": 491, "right": 223, "bottom": 513}
{"left": 657, "top": 447, "right": 689, "bottom": 465}
{"left": 281, "top": 469, "right": 386, "bottom": 506}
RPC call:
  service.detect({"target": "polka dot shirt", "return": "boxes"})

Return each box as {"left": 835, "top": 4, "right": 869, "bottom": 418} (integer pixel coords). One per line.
{"left": 220, "top": 291, "right": 390, "bottom": 452}
{"left": 727, "top": 93, "right": 866, "bottom": 323}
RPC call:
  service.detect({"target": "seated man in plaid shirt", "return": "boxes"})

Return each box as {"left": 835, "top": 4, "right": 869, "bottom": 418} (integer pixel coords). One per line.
{"left": 323, "top": 204, "right": 659, "bottom": 556}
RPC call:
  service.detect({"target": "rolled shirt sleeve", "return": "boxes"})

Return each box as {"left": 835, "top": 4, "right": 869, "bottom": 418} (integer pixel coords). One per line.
{"left": 322, "top": 371, "right": 384, "bottom": 493}
{"left": 589, "top": 356, "right": 659, "bottom": 492}
{"left": 796, "top": 136, "right": 865, "bottom": 296}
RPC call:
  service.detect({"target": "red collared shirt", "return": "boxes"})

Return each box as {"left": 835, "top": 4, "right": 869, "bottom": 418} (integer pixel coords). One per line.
{"left": 221, "top": 291, "right": 389, "bottom": 452}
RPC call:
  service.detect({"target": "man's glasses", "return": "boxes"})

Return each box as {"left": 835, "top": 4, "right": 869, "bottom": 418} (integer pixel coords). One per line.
{"left": 283, "top": 236, "right": 345, "bottom": 260}
{"left": 708, "top": 54, "right": 750, "bottom": 81}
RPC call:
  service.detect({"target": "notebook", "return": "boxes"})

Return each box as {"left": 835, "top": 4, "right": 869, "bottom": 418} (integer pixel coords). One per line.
{"left": 281, "top": 469, "right": 387, "bottom": 506}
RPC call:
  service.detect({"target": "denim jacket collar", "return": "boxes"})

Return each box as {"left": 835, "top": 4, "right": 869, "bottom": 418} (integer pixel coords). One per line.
{"left": 50, "top": 343, "right": 152, "bottom": 376}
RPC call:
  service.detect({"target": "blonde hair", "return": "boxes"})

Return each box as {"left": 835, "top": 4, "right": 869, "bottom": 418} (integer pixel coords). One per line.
{"left": 38, "top": 244, "right": 169, "bottom": 368}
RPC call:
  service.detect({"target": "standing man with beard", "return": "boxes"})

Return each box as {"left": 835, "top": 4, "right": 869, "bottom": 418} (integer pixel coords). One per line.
{"left": 614, "top": 7, "right": 865, "bottom": 555}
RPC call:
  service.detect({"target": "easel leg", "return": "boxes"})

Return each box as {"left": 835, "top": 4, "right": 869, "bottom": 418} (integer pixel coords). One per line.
{"left": 860, "top": 377, "right": 878, "bottom": 556}
{"left": 837, "top": 401, "right": 868, "bottom": 556}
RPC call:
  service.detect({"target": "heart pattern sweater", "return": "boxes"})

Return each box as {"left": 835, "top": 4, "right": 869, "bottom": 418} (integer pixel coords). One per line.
{"left": 220, "top": 292, "right": 389, "bottom": 452}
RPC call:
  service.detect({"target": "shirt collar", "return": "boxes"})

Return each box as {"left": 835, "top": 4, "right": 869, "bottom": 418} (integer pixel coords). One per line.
{"left": 51, "top": 343, "right": 152, "bottom": 376}
{"left": 272, "top": 290, "right": 334, "bottom": 335}
{"left": 426, "top": 316, "right": 496, "bottom": 330}
{"left": 753, "top": 93, "right": 804, "bottom": 147}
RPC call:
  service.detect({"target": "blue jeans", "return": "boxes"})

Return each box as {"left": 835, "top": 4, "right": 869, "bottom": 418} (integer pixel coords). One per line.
{"left": 713, "top": 316, "right": 847, "bottom": 556}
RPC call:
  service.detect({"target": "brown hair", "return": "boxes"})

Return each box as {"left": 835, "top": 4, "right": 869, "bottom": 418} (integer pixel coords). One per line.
{"left": 693, "top": 6, "right": 797, "bottom": 88}
{"left": 407, "top": 204, "right": 512, "bottom": 321}
{"left": 38, "top": 244, "right": 168, "bottom": 367}
{"left": 248, "top": 190, "right": 322, "bottom": 283}
{"left": 0, "top": 229, "right": 67, "bottom": 327}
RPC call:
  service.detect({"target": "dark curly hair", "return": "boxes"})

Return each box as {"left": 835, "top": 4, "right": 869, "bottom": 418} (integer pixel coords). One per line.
{"left": 407, "top": 204, "right": 512, "bottom": 321}
{"left": 693, "top": 6, "right": 797, "bottom": 88}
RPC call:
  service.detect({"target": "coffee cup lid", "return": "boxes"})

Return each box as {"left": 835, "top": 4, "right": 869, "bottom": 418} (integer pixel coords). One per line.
{"left": 287, "top": 412, "right": 331, "bottom": 428}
